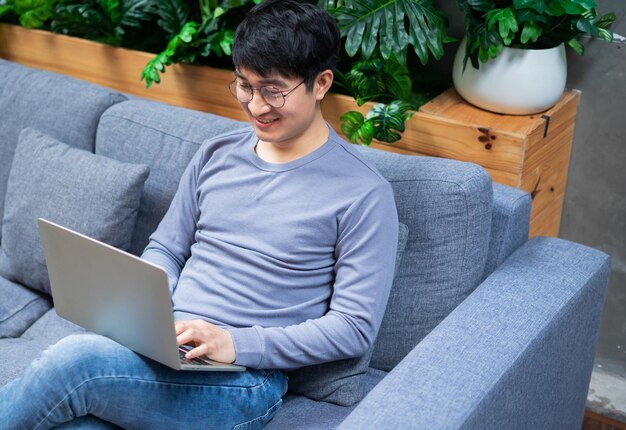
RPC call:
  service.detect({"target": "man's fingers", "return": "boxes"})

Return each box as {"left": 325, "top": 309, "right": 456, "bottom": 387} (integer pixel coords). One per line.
{"left": 176, "top": 327, "right": 196, "bottom": 346}
{"left": 185, "top": 344, "right": 208, "bottom": 360}
{"left": 174, "top": 321, "right": 188, "bottom": 335}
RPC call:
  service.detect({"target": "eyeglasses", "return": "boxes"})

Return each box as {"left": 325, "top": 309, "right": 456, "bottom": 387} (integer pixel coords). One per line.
{"left": 228, "top": 79, "right": 305, "bottom": 108}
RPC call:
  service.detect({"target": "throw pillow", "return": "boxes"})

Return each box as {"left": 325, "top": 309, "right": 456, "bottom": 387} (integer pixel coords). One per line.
{"left": 287, "top": 222, "right": 410, "bottom": 406}
{"left": 0, "top": 128, "right": 149, "bottom": 294}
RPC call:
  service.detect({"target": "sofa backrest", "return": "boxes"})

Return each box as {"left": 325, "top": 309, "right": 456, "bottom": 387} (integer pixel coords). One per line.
{"left": 95, "top": 99, "right": 249, "bottom": 256}
{"left": 0, "top": 59, "right": 126, "bottom": 243}
{"left": 355, "top": 148, "right": 493, "bottom": 370}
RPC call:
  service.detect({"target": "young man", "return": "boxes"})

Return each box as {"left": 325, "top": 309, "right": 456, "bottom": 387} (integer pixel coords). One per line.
{"left": 0, "top": 1, "right": 399, "bottom": 428}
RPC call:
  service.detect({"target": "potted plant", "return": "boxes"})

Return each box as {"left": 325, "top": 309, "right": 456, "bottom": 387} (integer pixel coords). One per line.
{"left": 452, "top": 0, "right": 615, "bottom": 115}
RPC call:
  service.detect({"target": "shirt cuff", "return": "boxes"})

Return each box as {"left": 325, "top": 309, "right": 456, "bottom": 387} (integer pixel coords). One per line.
{"left": 228, "top": 326, "right": 264, "bottom": 368}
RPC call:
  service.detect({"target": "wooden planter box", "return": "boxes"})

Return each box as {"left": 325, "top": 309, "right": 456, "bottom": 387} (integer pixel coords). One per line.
{"left": 0, "top": 24, "right": 578, "bottom": 238}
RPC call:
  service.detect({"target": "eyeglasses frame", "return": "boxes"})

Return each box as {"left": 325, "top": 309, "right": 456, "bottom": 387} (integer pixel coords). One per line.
{"left": 228, "top": 79, "right": 306, "bottom": 108}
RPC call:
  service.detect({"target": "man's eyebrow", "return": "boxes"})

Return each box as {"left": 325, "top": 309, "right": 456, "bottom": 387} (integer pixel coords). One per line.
{"left": 233, "top": 71, "right": 288, "bottom": 87}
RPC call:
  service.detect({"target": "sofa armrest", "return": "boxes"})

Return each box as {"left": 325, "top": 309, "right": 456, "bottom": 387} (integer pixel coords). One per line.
{"left": 339, "top": 236, "right": 611, "bottom": 430}
{"left": 483, "top": 183, "right": 531, "bottom": 280}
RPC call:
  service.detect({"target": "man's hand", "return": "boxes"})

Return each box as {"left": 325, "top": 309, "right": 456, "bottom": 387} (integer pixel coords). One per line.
{"left": 175, "top": 320, "right": 236, "bottom": 364}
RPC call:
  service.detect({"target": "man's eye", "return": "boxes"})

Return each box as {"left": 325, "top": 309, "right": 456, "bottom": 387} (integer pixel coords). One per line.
{"left": 238, "top": 84, "right": 252, "bottom": 91}
{"left": 265, "top": 89, "right": 283, "bottom": 97}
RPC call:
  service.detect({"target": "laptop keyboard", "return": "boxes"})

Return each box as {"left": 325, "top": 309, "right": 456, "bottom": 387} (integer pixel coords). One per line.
{"left": 178, "top": 346, "right": 212, "bottom": 366}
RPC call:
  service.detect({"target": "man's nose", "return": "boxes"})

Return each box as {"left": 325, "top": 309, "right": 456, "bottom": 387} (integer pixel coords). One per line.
{"left": 247, "top": 91, "right": 272, "bottom": 115}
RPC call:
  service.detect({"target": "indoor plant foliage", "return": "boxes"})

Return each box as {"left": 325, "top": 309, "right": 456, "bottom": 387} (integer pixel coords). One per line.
{"left": 322, "top": 0, "right": 451, "bottom": 145}
{"left": 141, "top": 0, "right": 261, "bottom": 86}
{"left": 0, "top": 0, "right": 160, "bottom": 48}
{"left": 0, "top": 0, "right": 453, "bottom": 146}
{"left": 142, "top": 0, "right": 452, "bottom": 146}
{"left": 458, "top": 0, "right": 616, "bottom": 70}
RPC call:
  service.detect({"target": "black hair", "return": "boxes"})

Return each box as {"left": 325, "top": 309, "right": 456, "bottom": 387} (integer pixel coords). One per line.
{"left": 232, "top": 0, "right": 340, "bottom": 91}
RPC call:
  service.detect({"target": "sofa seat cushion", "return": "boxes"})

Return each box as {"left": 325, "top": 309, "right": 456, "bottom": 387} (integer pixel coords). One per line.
{"left": 0, "top": 59, "right": 126, "bottom": 243}
{"left": 0, "top": 128, "right": 150, "bottom": 294}
{"left": 266, "top": 368, "right": 387, "bottom": 430}
{"left": 0, "top": 276, "right": 51, "bottom": 338}
{"left": 0, "top": 309, "right": 85, "bottom": 386}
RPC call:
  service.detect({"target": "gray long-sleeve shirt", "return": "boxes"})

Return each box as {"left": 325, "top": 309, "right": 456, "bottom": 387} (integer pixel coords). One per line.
{"left": 142, "top": 126, "right": 398, "bottom": 369}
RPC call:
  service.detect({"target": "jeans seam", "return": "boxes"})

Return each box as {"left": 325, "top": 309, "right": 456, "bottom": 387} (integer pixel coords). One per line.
{"left": 33, "top": 373, "right": 274, "bottom": 429}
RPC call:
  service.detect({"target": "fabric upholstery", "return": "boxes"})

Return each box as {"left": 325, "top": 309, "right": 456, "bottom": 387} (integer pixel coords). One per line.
{"left": 0, "top": 276, "right": 51, "bottom": 338}
{"left": 0, "top": 128, "right": 149, "bottom": 294}
{"left": 337, "top": 237, "right": 611, "bottom": 430}
{"left": 287, "top": 223, "right": 409, "bottom": 406}
{"left": 482, "top": 183, "right": 531, "bottom": 280}
{"left": 266, "top": 368, "right": 387, "bottom": 430}
{"left": 354, "top": 148, "right": 493, "bottom": 371}
{"left": 0, "top": 309, "right": 85, "bottom": 386}
{"left": 0, "top": 60, "right": 126, "bottom": 242}
{"left": 95, "top": 99, "right": 249, "bottom": 256}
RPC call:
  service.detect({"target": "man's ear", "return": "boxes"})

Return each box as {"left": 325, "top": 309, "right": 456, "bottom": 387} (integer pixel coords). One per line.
{"left": 314, "top": 69, "right": 334, "bottom": 101}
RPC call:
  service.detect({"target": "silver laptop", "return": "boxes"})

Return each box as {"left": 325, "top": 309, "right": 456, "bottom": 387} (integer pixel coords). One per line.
{"left": 38, "top": 218, "right": 245, "bottom": 372}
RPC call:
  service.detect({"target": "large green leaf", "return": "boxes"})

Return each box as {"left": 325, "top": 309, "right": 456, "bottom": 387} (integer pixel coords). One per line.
{"left": 153, "top": 0, "right": 189, "bottom": 36}
{"left": 332, "top": 0, "right": 448, "bottom": 65}
{"left": 14, "top": 0, "right": 53, "bottom": 27}
{"left": 0, "top": 5, "right": 14, "bottom": 16}
{"left": 340, "top": 111, "right": 375, "bottom": 146}
{"left": 141, "top": 21, "right": 197, "bottom": 86}
{"left": 345, "top": 55, "right": 411, "bottom": 105}
{"left": 366, "top": 100, "right": 413, "bottom": 142}
{"left": 520, "top": 20, "right": 541, "bottom": 43}
{"left": 486, "top": 7, "right": 518, "bottom": 45}
{"left": 513, "top": 0, "right": 549, "bottom": 15}
{"left": 99, "top": 0, "right": 121, "bottom": 26}
{"left": 52, "top": 2, "right": 112, "bottom": 39}
{"left": 119, "top": 0, "right": 154, "bottom": 29}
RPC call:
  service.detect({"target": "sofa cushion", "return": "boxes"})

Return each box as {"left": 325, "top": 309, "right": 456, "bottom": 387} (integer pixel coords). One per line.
{"left": 0, "top": 128, "right": 149, "bottom": 294}
{"left": 0, "top": 308, "right": 85, "bottom": 386}
{"left": 95, "top": 99, "right": 249, "bottom": 256}
{"left": 355, "top": 147, "right": 493, "bottom": 371}
{"left": 266, "top": 368, "right": 387, "bottom": 430}
{"left": 0, "top": 276, "right": 51, "bottom": 338}
{"left": 287, "top": 223, "right": 409, "bottom": 406}
{"left": 0, "top": 60, "right": 126, "bottom": 243}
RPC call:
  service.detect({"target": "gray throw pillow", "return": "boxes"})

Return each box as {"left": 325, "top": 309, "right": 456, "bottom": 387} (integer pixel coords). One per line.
{"left": 0, "top": 128, "right": 149, "bottom": 294}
{"left": 287, "top": 222, "right": 410, "bottom": 406}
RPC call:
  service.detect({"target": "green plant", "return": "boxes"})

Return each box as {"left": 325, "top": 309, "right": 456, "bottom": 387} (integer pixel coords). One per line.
{"left": 320, "top": 0, "right": 451, "bottom": 145}
{"left": 141, "top": 0, "right": 259, "bottom": 87}
{"left": 0, "top": 0, "right": 54, "bottom": 28}
{"left": 0, "top": 0, "right": 453, "bottom": 146}
{"left": 340, "top": 100, "right": 414, "bottom": 146}
{"left": 50, "top": 0, "right": 156, "bottom": 46}
{"left": 325, "top": 0, "right": 449, "bottom": 65}
{"left": 458, "top": 0, "right": 616, "bottom": 69}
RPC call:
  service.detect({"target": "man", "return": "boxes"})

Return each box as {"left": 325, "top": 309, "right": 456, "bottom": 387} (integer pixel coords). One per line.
{"left": 0, "top": 1, "right": 398, "bottom": 428}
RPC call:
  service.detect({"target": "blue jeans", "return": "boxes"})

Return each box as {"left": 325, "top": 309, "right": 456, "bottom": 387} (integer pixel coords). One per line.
{"left": 0, "top": 334, "right": 288, "bottom": 430}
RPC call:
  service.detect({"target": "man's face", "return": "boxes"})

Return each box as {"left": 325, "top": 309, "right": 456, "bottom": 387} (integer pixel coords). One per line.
{"left": 233, "top": 68, "right": 327, "bottom": 150}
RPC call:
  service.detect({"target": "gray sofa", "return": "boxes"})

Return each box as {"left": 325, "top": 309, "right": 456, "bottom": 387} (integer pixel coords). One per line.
{"left": 0, "top": 58, "right": 612, "bottom": 429}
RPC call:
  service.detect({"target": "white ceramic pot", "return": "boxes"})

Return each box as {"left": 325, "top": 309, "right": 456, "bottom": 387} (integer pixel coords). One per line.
{"left": 452, "top": 38, "right": 567, "bottom": 115}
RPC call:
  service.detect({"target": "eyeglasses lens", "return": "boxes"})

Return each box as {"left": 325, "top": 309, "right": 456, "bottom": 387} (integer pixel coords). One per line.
{"left": 229, "top": 81, "right": 286, "bottom": 108}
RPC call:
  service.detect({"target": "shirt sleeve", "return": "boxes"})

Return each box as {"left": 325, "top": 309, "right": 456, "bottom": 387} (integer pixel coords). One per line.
{"left": 141, "top": 147, "right": 204, "bottom": 293}
{"left": 228, "top": 181, "right": 399, "bottom": 369}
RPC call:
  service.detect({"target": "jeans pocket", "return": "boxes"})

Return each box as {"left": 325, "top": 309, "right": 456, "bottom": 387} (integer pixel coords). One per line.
{"left": 232, "top": 398, "right": 283, "bottom": 430}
